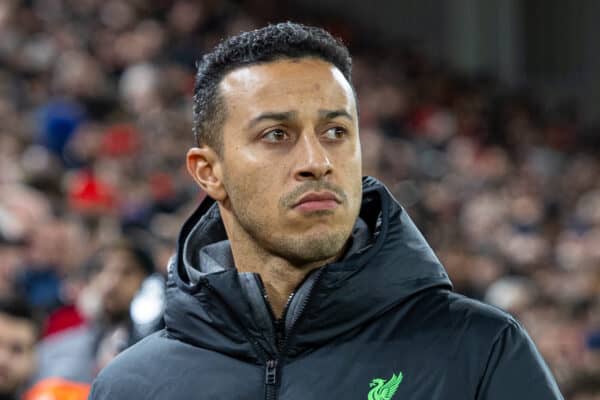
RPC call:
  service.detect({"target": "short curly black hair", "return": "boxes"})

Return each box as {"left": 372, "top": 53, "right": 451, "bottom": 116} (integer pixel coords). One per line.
{"left": 193, "top": 22, "right": 353, "bottom": 154}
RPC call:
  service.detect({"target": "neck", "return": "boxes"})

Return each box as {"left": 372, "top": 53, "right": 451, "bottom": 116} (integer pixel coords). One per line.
{"left": 251, "top": 256, "right": 327, "bottom": 318}
{"left": 220, "top": 208, "right": 342, "bottom": 318}
{"left": 234, "top": 233, "right": 340, "bottom": 318}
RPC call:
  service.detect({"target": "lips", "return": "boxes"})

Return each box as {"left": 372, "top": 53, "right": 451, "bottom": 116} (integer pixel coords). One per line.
{"left": 293, "top": 191, "right": 341, "bottom": 212}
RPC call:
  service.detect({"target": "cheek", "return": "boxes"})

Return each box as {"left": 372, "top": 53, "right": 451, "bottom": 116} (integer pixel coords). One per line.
{"left": 340, "top": 153, "right": 364, "bottom": 212}
{"left": 13, "top": 352, "right": 34, "bottom": 377}
{"left": 122, "top": 276, "right": 144, "bottom": 298}
{"left": 225, "top": 161, "right": 283, "bottom": 209}
{"left": 338, "top": 147, "right": 363, "bottom": 180}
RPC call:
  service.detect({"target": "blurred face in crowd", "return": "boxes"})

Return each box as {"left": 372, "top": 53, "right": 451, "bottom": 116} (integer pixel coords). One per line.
{"left": 0, "top": 244, "right": 23, "bottom": 294}
{"left": 189, "top": 58, "right": 362, "bottom": 266}
{"left": 92, "top": 249, "right": 147, "bottom": 322}
{"left": 0, "top": 313, "right": 36, "bottom": 396}
{"left": 572, "top": 394, "right": 600, "bottom": 400}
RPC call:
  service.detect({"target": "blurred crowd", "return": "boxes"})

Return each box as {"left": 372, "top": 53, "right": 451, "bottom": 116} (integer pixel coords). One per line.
{"left": 0, "top": 0, "right": 598, "bottom": 398}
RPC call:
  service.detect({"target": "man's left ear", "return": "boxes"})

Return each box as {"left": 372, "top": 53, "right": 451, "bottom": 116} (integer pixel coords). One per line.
{"left": 186, "top": 146, "right": 227, "bottom": 201}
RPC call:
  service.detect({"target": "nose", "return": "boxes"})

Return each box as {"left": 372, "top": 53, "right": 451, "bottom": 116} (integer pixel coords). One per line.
{"left": 293, "top": 132, "right": 333, "bottom": 181}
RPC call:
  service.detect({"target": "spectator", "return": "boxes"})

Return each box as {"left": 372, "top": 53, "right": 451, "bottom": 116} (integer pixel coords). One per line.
{"left": 34, "top": 239, "right": 156, "bottom": 383}
{"left": 565, "top": 374, "right": 600, "bottom": 400}
{"left": 0, "top": 296, "right": 40, "bottom": 400}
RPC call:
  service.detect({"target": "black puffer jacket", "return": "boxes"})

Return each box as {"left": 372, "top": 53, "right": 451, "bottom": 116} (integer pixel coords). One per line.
{"left": 90, "top": 177, "right": 563, "bottom": 400}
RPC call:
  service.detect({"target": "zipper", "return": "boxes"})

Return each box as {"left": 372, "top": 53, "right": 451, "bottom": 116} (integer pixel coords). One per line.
{"left": 207, "top": 269, "right": 326, "bottom": 400}
{"left": 256, "top": 268, "right": 326, "bottom": 400}
{"left": 202, "top": 279, "right": 281, "bottom": 400}
{"left": 265, "top": 359, "right": 278, "bottom": 400}
{"left": 280, "top": 268, "right": 325, "bottom": 352}
{"left": 255, "top": 279, "right": 284, "bottom": 400}
{"left": 274, "top": 318, "right": 285, "bottom": 351}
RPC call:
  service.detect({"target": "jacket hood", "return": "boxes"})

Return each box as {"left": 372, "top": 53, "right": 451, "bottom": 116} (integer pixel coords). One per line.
{"left": 164, "top": 177, "right": 452, "bottom": 362}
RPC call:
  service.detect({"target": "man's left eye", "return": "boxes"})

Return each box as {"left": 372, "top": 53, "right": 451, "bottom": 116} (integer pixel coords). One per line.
{"left": 323, "top": 127, "right": 347, "bottom": 140}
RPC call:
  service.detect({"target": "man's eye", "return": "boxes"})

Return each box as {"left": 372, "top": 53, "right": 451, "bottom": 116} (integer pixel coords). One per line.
{"left": 10, "top": 343, "right": 25, "bottom": 355}
{"left": 262, "top": 129, "right": 288, "bottom": 142}
{"left": 323, "top": 127, "right": 347, "bottom": 140}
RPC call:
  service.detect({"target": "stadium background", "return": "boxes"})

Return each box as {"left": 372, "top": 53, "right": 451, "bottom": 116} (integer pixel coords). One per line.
{"left": 0, "top": 0, "right": 598, "bottom": 397}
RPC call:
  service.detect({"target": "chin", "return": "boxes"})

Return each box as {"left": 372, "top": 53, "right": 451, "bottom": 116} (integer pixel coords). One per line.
{"left": 284, "top": 229, "right": 350, "bottom": 264}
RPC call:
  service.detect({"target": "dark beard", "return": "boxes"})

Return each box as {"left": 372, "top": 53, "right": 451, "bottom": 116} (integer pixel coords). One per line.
{"left": 102, "top": 307, "right": 130, "bottom": 325}
{"left": 231, "top": 201, "right": 350, "bottom": 267}
{"left": 221, "top": 173, "right": 355, "bottom": 267}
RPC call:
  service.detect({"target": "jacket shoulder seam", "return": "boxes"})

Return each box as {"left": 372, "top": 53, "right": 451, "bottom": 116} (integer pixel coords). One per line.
{"left": 474, "top": 321, "right": 513, "bottom": 399}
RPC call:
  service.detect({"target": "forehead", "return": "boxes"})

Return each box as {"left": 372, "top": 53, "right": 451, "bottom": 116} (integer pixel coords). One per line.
{"left": 102, "top": 249, "right": 142, "bottom": 271}
{"left": 88, "top": 249, "right": 141, "bottom": 278}
{"left": 0, "top": 314, "right": 36, "bottom": 343}
{"left": 219, "top": 58, "right": 356, "bottom": 120}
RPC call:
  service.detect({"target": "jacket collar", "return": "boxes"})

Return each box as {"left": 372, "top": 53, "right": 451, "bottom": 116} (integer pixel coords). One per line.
{"left": 164, "top": 177, "right": 452, "bottom": 360}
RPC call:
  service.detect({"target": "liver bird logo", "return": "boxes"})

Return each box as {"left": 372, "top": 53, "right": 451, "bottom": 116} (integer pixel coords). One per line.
{"left": 367, "top": 372, "right": 403, "bottom": 400}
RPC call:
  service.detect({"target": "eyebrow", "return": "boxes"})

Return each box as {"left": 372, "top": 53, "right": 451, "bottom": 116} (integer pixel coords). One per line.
{"left": 247, "top": 111, "right": 297, "bottom": 130}
{"left": 246, "top": 109, "right": 353, "bottom": 130}
{"left": 318, "top": 109, "right": 353, "bottom": 121}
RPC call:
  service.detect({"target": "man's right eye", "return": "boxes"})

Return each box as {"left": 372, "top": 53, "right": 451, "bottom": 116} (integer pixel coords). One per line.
{"left": 262, "top": 129, "right": 288, "bottom": 142}
{"left": 10, "top": 342, "right": 25, "bottom": 355}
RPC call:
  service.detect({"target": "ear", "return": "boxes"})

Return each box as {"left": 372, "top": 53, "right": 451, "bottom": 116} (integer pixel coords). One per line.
{"left": 186, "top": 146, "right": 227, "bottom": 202}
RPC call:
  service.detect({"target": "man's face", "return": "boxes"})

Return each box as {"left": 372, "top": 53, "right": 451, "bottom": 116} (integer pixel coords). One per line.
{"left": 215, "top": 58, "right": 362, "bottom": 265}
{"left": 0, "top": 313, "right": 36, "bottom": 395}
{"left": 92, "top": 249, "right": 147, "bottom": 322}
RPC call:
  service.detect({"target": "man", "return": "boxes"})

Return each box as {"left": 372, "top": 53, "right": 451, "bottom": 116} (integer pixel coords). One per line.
{"left": 0, "top": 296, "right": 39, "bottom": 400}
{"left": 90, "top": 22, "right": 563, "bottom": 399}
{"left": 36, "top": 239, "right": 156, "bottom": 383}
